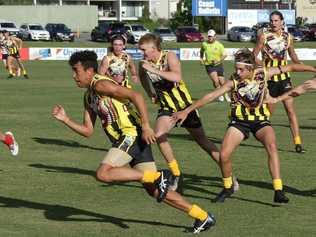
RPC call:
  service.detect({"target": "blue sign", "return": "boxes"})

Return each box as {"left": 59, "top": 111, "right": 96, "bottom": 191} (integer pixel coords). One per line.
{"left": 192, "top": 0, "right": 227, "bottom": 16}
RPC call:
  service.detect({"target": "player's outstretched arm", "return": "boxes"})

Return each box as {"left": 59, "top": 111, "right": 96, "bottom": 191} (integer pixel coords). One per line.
{"left": 267, "top": 64, "right": 316, "bottom": 79}
{"left": 52, "top": 104, "right": 96, "bottom": 137}
{"left": 172, "top": 80, "right": 233, "bottom": 124}
{"left": 265, "top": 78, "right": 316, "bottom": 104}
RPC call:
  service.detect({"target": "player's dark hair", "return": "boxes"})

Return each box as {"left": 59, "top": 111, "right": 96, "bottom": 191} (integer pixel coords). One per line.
{"left": 270, "top": 10, "right": 284, "bottom": 21}
{"left": 68, "top": 50, "right": 98, "bottom": 72}
{"left": 110, "top": 34, "right": 126, "bottom": 45}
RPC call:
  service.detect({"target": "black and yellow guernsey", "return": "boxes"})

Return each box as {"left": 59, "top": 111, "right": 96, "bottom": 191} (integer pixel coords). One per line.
{"left": 145, "top": 51, "right": 193, "bottom": 112}
{"left": 230, "top": 68, "right": 270, "bottom": 121}
{"left": 262, "top": 29, "right": 292, "bottom": 82}
{"left": 84, "top": 74, "right": 141, "bottom": 143}
{"left": 4, "top": 39, "right": 19, "bottom": 56}
{"left": 107, "top": 52, "right": 131, "bottom": 88}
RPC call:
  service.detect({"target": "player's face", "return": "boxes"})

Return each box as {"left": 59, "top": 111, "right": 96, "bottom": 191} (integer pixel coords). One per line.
{"left": 270, "top": 14, "right": 283, "bottom": 32}
{"left": 71, "top": 62, "right": 92, "bottom": 88}
{"left": 235, "top": 63, "right": 252, "bottom": 80}
{"left": 139, "top": 42, "right": 156, "bottom": 61}
{"left": 112, "top": 39, "right": 125, "bottom": 54}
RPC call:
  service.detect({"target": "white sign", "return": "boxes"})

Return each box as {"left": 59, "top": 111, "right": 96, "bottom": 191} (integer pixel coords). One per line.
{"left": 29, "top": 48, "right": 107, "bottom": 60}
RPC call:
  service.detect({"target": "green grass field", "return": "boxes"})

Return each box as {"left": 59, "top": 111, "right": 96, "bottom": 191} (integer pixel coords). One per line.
{"left": 0, "top": 58, "right": 315, "bottom": 236}
{"left": 24, "top": 38, "right": 316, "bottom": 49}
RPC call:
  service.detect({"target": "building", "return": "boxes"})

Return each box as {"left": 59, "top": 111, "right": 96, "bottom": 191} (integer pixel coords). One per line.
{"left": 296, "top": 0, "right": 316, "bottom": 23}
{"left": 50, "top": 0, "right": 179, "bottom": 20}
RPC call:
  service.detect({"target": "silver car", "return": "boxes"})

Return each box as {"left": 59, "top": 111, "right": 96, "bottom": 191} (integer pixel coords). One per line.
{"left": 227, "top": 26, "right": 255, "bottom": 42}
{"left": 153, "top": 27, "right": 177, "bottom": 42}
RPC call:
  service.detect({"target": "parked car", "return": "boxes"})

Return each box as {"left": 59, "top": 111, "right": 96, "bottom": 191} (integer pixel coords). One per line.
{"left": 303, "top": 23, "right": 316, "bottom": 40}
{"left": 252, "top": 22, "right": 270, "bottom": 40}
{"left": 90, "top": 22, "right": 110, "bottom": 41}
{"left": 91, "top": 21, "right": 130, "bottom": 42}
{"left": 153, "top": 27, "right": 177, "bottom": 42}
{"left": 286, "top": 25, "right": 305, "bottom": 41}
{"left": 175, "top": 26, "right": 204, "bottom": 42}
{"left": 108, "top": 22, "right": 130, "bottom": 41}
{"left": 19, "top": 23, "right": 50, "bottom": 41}
{"left": 0, "top": 20, "right": 19, "bottom": 36}
{"left": 125, "top": 24, "right": 149, "bottom": 43}
{"left": 227, "top": 26, "right": 255, "bottom": 42}
{"left": 45, "top": 23, "right": 74, "bottom": 42}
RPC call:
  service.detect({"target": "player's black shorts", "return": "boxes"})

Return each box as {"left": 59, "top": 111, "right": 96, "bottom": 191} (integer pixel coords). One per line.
{"left": 1, "top": 54, "right": 8, "bottom": 60}
{"left": 113, "top": 135, "right": 154, "bottom": 167}
{"left": 268, "top": 78, "right": 292, "bottom": 97}
{"left": 157, "top": 109, "right": 202, "bottom": 128}
{"left": 205, "top": 64, "right": 224, "bottom": 76}
{"left": 9, "top": 52, "right": 20, "bottom": 59}
{"left": 228, "top": 119, "right": 271, "bottom": 140}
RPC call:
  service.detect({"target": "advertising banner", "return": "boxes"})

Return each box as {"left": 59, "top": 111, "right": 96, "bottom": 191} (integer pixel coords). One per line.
{"left": 192, "top": 0, "right": 227, "bottom": 16}
{"left": 29, "top": 48, "right": 107, "bottom": 60}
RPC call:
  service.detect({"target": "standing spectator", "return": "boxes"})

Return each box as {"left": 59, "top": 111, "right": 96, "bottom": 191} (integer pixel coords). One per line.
{"left": 200, "top": 29, "right": 230, "bottom": 102}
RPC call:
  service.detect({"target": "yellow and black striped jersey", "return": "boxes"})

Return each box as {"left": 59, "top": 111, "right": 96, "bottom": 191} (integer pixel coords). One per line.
{"left": 4, "top": 39, "right": 19, "bottom": 56}
{"left": 262, "top": 29, "right": 292, "bottom": 82}
{"left": 106, "top": 52, "right": 131, "bottom": 88}
{"left": 84, "top": 74, "right": 141, "bottom": 143}
{"left": 144, "top": 50, "right": 193, "bottom": 112}
{"left": 230, "top": 68, "right": 270, "bottom": 121}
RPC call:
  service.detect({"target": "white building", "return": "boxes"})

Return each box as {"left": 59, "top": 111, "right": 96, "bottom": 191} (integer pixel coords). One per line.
{"left": 44, "top": 0, "right": 179, "bottom": 20}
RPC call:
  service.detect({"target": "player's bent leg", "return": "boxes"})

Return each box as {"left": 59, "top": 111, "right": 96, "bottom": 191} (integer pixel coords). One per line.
{"left": 186, "top": 126, "right": 220, "bottom": 163}
{"left": 155, "top": 115, "right": 181, "bottom": 182}
{"left": 255, "top": 126, "right": 289, "bottom": 203}
{"left": 282, "top": 98, "right": 305, "bottom": 153}
{"left": 134, "top": 161, "right": 173, "bottom": 202}
{"left": 96, "top": 148, "right": 156, "bottom": 183}
{"left": 213, "top": 127, "right": 244, "bottom": 203}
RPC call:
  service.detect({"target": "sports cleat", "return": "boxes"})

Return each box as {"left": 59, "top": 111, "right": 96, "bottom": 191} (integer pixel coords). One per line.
{"left": 295, "top": 144, "right": 306, "bottom": 154}
{"left": 233, "top": 176, "right": 240, "bottom": 192}
{"left": 217, "top": 95, "right": 224, "bottom": 102}
{"left": 7, "top": 74, "right": 14, "bottom": 79}
{"left": 169, "top": 174, "right": 184, "bottom": 194}
{"left": 23, "top": 74, "right": 29, "bottom": 79}
{"left": 156, "top": 169, "right": 173, "bottom": 203}
{"left": 274, "top": 190, "right": 289, "bottom": 203}
{"left": 169, "top": 175, "right": 179, "bottom": 191}
{"left": 212, "top": 186, "right": 234, "bottom": 203}
{"left": 193, "top": 212, "right": 216, "bottom": 234}
{"left": 4, "top": 132, "right": 19, "bottom": 156}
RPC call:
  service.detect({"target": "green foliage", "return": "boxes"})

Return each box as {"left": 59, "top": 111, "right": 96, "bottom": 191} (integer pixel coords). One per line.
{"left": 296, "top": 16, "right": 308, "bottom": 26}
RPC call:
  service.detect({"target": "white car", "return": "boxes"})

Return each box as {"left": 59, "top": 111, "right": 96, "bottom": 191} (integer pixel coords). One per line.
{"left": 125, "top": 24, "right": 149, "bottom": 43}
{"left": 0, "top": 20, "right": 20, "bottom": 36}
{"left": 19, "top": 23, "right": 50, "bottom": 41}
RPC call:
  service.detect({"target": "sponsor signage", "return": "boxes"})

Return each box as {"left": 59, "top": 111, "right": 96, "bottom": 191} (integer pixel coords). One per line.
{"left": 192, "top": 0, "right": 227, "bottom": 16}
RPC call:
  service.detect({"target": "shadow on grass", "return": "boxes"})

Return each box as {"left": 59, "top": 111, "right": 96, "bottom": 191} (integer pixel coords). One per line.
{"left": 168, "top": 133, "right": 296, "bottom": 153}
{"left": 0, "top": 196, "right": 187, "bottom": 230}
{"left": 29, "top": 163, "right": 143, "bottom": 190}
{"left": 32, "top": 137, "right": 108, "bottom": 152}
{"left": 29, "top": 164, "right": 315, "bottom": 207}
{"left": 29, "top": 164, "right": 95, "bottom": 176}
{"left": 182, "top": 173, "right": 316, "bottom": 199}
{"left": 273, "top": 123, "right": 316, "bottom": 130}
